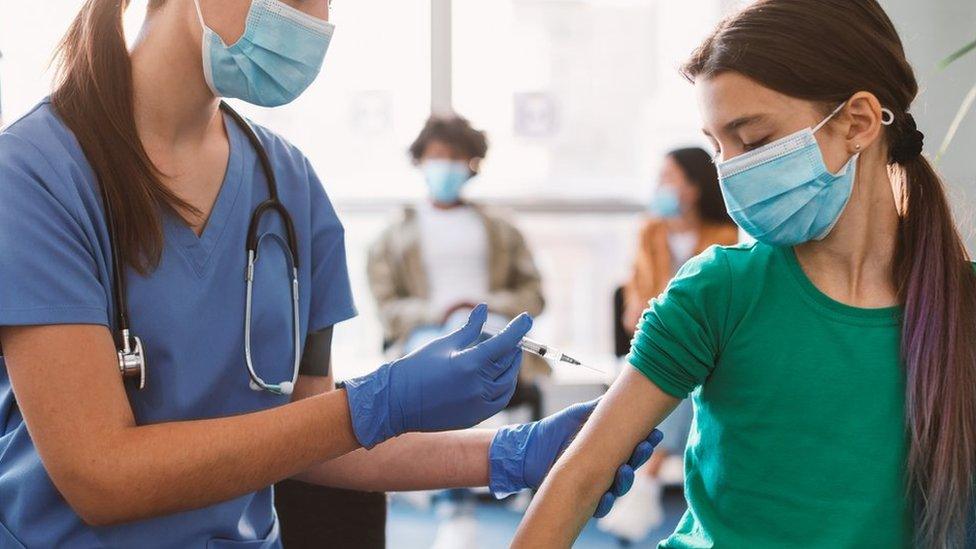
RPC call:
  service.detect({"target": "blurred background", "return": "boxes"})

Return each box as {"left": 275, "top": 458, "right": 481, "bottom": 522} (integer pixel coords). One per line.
{"left": 1, "top": 0, "right": 974, "bottom": 547}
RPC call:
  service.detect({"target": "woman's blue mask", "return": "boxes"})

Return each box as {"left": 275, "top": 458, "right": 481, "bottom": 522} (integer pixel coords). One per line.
{"left": 648, "top": 186, "right": 682, "bottom": 219}
{"left": 193, "top": 0, "right": 334, "bottom": 107}
{"left": 423, "top": 160, "right": 471, "bottom": 204}
{"left": 715, "top": 102, "right": 857, "bottom": 246}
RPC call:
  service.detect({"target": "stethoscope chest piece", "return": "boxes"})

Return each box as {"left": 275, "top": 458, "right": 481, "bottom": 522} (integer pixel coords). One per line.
{"left": 118, "top": 328, "right": 147, "bottom": 390}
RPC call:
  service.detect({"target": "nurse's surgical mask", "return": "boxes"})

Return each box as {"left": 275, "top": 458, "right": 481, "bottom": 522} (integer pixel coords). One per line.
{"left": 715, "top": 101, "right": 859, "bottom": 247}
{"left": 423, "top": 160, "right": 471, "bottom": 204}
{"left": 192, "top": 0, "right": 334, "bottom": 107}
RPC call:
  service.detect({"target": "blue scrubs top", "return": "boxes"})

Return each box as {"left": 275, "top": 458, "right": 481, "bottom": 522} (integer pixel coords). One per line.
{"left": 0, "top": 100, "right": 357, "bottom": 548}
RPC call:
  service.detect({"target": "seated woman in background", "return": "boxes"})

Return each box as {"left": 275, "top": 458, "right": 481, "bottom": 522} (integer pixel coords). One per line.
{"left": 604, "top": 147, "right": 738, "bottom": 543}
{"left": 622, "top": 147, "right": 739, "bottom": 335}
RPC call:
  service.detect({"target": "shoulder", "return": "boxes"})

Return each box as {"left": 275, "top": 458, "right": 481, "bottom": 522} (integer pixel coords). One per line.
{"left": 235, "top": 116, "right": 327, "bottom": 208}
{"left": 640, "top": 217, "right": 668, "bottom": 235}
{"left": 370, "top": 206, "right": 416, "bottom": 251}
{"left": 702, "top": 222, "right": 740, "bottom": 245}
{"left": 1, "top": 99, "right": 83, "bottom": 172}
{"left": 0, "top": 99, "right": 96, "bottom": 214}
{"left": 674, "top": 241, "right": 775, "bottom": 293}
{"left": 243, "top": 118, "right": 314, "bottom": 181}
{"left": 472, "top": 204, "right": 522, "bottom": 235}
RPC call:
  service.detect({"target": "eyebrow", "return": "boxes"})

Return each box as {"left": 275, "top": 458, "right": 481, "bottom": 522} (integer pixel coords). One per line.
{"left": 702, "top": 113, "right": 769, "bottom": 137}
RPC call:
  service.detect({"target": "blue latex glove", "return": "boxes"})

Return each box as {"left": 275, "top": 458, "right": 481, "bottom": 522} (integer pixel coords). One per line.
{"left": 488, "top": 399, "right": 663, "bottom": 518}
{"left": 345, "top": 304, "right": 532, "bottom": 448}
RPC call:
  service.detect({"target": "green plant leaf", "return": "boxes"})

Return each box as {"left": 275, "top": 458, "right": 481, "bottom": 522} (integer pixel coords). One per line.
{"left": 936, "top": 80, "right": 976, "bottom": 162}
{"left": 939, "top": 38, "right": 976, "bottom": 70}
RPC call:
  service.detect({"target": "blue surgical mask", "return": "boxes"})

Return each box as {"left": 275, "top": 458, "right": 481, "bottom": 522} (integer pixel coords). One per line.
{"left": 423, "top": 160, "right": 471, "bottom": 204}
{"left": 193, "top": 0, "right": 334, "bottom": 107}
{"left": 649, "top": 186, "right": 682, "bottom": 219}
{"left": 715, "top": 102, "right": 857, "bottom": 246}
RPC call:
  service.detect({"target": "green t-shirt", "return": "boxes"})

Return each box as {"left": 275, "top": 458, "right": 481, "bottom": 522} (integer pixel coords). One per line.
{"left": 629, "top": 242, "right": 912, "bottom": 548}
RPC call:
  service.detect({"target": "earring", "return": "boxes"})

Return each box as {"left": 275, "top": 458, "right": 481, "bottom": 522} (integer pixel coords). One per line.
{"left": 855, "top": 143, "right": 862, "bottom": 151}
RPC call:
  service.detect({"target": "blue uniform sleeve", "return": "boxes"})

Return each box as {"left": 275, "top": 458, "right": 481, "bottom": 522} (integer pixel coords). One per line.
{"left": 627, "top": 245, "right": 732, "bottom": 398}
{"left": 0, "top": 133, "right": 109, "bottom": 329}
{"left": 304, "top": 160, "right": 357, "bottom": 332}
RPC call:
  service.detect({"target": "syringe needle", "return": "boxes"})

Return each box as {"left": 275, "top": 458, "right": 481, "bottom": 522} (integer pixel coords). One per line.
{"left": 561, "top": 355, "right": 605, "bottom": 373}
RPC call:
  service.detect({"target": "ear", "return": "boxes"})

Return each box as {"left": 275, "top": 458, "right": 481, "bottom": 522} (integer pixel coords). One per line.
{"left": 842, "top": 91, "right": 885, "bottom": 155}
{"left": 468, "top": 158, "right": 482, "bottom": 175}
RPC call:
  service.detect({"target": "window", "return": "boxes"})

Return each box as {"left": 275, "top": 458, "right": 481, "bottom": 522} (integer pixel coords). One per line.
{"left": 453, "top": 0, "right": 724, "bottom": 202}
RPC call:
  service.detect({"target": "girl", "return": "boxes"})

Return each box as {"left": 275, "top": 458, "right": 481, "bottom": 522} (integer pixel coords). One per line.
{"left": 513, "top": 0, "right": 975, "bottom": 547}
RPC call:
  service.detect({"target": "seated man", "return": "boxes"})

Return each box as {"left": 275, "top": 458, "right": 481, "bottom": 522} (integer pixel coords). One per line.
{"left": 368, "top": 114, "right": 548, "bottom": 410}
{"left": 368, "top": 114, "right": 547, "bottom": 548}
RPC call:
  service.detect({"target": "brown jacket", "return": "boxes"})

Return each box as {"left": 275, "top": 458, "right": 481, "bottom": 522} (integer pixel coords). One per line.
{"left": 367, "top": 205, "right": 546, "bottom": 374}
{"left": 623, "top": 219, "right": 739, "bottom": 330}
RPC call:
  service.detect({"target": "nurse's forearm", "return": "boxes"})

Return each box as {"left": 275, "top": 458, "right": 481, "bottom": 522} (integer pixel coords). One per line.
{"left": 95, "top": 389, "right": 363, "bottom": 524}
{"left": 2, "top": 323, "right": 368, "bottom": 527}
{"left": 295, "top": 429, "right": 494, "bottom": 491}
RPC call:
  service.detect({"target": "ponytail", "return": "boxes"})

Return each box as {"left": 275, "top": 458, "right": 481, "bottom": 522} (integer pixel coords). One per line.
{"left": 52, "top": 0, "right": 193, "bottom": 273}
{"left": 895, "top": 147, "right": 976, "bottom": 547}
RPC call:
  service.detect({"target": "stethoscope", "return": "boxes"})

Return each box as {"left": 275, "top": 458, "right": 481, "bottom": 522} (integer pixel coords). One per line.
{"left": 104, "top": 102, "right": 302, "bottom": 395}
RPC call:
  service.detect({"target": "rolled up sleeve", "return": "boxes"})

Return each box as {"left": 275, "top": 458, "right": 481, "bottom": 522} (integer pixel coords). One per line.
{"left": 627, "top": 246, "right": 731, "bottom": 398}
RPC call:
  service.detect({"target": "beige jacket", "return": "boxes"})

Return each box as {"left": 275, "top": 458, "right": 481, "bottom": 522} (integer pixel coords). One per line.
{"left": 367, "top": 204, "right": 548, "bottom": 377}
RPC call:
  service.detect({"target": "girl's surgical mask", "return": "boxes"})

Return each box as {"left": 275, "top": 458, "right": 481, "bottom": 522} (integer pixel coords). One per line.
{"left": 193, "top": 0, "right": 334, "bottom": 107}
{"left": 423, "top": 160, "right": 471, "bottom": 204}
{"left": 715, "top": 102, "right": 857, "bottom": 246}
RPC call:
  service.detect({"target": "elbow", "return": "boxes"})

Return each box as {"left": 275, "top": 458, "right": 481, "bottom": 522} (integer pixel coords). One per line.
{"left": 51, "top": 462, "right": 142, "bottom": 527}
{"left": 548, "top": 457, "right": 614, "bottom": 506}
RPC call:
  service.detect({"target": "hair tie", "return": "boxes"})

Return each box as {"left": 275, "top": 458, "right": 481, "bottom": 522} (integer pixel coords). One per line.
{"left": 890, "top": 113, "right": 924, "bottom": 164}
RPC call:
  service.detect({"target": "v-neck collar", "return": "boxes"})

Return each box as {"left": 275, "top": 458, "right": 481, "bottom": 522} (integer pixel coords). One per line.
{"left": 167, "top": 112, "right": 248, "bottom": 277}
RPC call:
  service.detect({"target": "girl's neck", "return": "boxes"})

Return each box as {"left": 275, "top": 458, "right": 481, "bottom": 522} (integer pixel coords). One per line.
{"left": 795, "top": 154, "right": 900, "bottom": 306}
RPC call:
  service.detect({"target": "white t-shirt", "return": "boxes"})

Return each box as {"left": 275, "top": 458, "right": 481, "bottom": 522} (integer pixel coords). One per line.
{"left": 416, "top": 202, "right": 490, "bottom": 316}
{"left": 667, "top": 230, "right": 698, "bottom": 272}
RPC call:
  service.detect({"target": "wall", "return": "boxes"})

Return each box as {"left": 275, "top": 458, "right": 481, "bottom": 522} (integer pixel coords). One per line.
{"left": 881, "top": 0, "right": 976, "bottom": 248}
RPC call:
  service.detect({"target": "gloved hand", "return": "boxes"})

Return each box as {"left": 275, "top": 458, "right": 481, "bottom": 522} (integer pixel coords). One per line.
{"left": 488, "top": 399, "right": 663, "bottom": 518}
{"left": 345, "top": 304, "right": 532, "bottom": 449}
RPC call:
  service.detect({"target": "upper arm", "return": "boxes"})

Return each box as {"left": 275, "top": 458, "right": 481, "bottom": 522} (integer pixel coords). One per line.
{"left": 366, "top": 227, "right": 400, "bottom": 304}
{"left": 2, "top": 325, "right": 135, "bottom": 498}
{"left": 0, "top": 134, "right": 109, "bottom": 332}
{"left": 514, "top": 366, "right": 679, "bottom": 545}
{"left": 627, "top": 246, "right": 732, "bottom": 398}
{"left": 559, "top": 367, "right": 679, "bottom": 493}
{"left": 305, "top": 161, "right": 357, "bottom": 332}
{"left": 0, "top": 133, "right": 134, "bottom": 508}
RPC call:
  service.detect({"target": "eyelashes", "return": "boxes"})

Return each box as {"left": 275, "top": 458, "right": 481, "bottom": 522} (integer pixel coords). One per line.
{"left": 742, "top": 137, "right": 771, "bottom": 151}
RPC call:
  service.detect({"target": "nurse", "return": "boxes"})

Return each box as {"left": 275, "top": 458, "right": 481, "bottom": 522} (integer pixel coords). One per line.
{"left": 513, "top": 0, "right": 976, "bottom": 547}
{"left": 0, "top": 1, "right": 659, "bottom": 547}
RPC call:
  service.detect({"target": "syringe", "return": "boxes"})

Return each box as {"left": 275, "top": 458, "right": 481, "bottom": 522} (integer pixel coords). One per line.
{"left": 483, "top": 328, "right": 603, "bottom": 373}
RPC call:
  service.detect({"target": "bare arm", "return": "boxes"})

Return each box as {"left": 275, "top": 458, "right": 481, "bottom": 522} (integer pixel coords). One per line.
{"left": 297, "top": 430, "right": 493, "bottom": 491}
{"left": 2, "top": 324, "right": 363, "bottom": 527}
{"left": 290, "top": 371, "right": 493, "bottom": 491}
{"left": 512, "top": 367, "right": 679, "bottom": 548}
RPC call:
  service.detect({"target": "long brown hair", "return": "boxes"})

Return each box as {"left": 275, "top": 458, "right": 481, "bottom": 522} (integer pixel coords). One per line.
{"left": 683, "top": 0, "right": 976, "bottom": 545}
{"left": 52, "top": 0, "right": 193, "bottom": 274}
